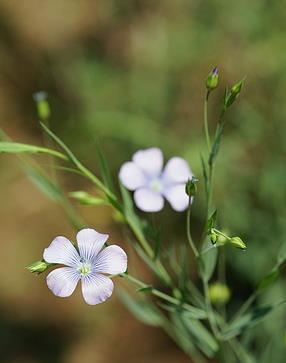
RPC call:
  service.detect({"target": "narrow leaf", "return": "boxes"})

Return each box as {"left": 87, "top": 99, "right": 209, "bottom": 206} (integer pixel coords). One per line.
{"left": 95, "top": 143, "right": 114, "bottom": 191}
{"left": 119, "top": 290, "right": 164, "bottom": 327}
{"left": 69, "top": 191, "right": 106, "bottom": 206}
{"left": 223, "top": 300, "right": 286, "bottom": 339}
{"left": 0, "top": 142, "right": 67, "bottom": 160}
{"left": 137, "top": 286, "right": 153, "bottom": 293}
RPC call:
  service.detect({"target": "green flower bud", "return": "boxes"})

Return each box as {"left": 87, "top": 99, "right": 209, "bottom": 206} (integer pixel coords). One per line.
{"left": 26, "top": 260, "right": 50, "bottom": 274}
{"left": 224, "top": 78, "right": 245, "bottom": 109}
{"left": 33, "top": 91, "right": 51, "bottom": 121}
{"left": 210, "top": 231, "right": 217, "bottom": 245}
{"left": 185, "top": 177, "right": 198, "bottom": 197}
{"left": 209, "top": 282, "right": 231, "bottom": 305}
{"left": 206, "top": 67, "right": 219, "bottom": 91}
{"left": 230, "top": 236, "right": 247, "bottom": 250}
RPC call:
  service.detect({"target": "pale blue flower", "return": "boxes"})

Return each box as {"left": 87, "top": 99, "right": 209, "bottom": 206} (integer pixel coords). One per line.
{"left": 43, "top": 228, "right": 127, "bottom": 305}
{"left": 119, "top": 147, "right": 193, "bottom": 212}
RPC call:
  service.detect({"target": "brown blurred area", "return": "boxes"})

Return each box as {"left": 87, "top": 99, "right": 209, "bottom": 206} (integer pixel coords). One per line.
{"left": 0, "top": 1, "right": 194, "bottom": 362}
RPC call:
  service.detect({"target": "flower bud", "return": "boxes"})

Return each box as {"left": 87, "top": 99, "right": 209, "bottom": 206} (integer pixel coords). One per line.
{"left": 210, "top": 231, "right": 217, "bottom": 245}
{"left": 230, "top": 236, "right": 247, "bottom": 250}
{"left": 224, "top": 78, "right": 245, "bottom": 109}
{"left": 206, "top": 67, "right": 219, "bottom": 91}
{"left": 185, "top": 177, "right": 198, "bottom": 197}
{"left": 26, "top": 260, "right": 50, "bottom": 274}
{"left": 209, "top": 282, "right": 231, "bottom": 305}
{"left": 33, "top": 91, "right": 51, "bottom": 121}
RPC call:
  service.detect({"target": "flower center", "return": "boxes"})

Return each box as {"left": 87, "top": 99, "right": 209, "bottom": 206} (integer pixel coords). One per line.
{"left": 78, "top": 262, "right": 92, "bottom": 276}
{"left": 150, "top": 178, "right": 163, "bottom": 193}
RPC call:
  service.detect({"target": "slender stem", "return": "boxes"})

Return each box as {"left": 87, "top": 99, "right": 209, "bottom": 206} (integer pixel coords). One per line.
{"left": 126, "top": 216, "right": 172, "bottom": 286}
{"left": 206, "top": 166, "right": 213, "bottom": 218}
{"left": 202, "top": 278, "right": 222, "bottom": 340}
{"left": 186, "top": 197, "right": 199, "bottom": 258}
{"left": 122, "top": 273, "right": 206, "bottom": 318}
{"left": 40, "top": 118, "right": 57, "bottom": 181}
{"left": 212, "top": 228, "right": 230, "bottom": 240}
{"left": 218, "top": 248, "right": 227, "bottom": 318}
{"left": 204, "top": 91, "right": 211, "bottom": 152}
{"left": 230, "top": 292, "right": 257, "bottom": 323}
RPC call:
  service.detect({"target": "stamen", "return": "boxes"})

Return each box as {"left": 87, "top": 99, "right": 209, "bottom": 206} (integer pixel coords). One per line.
{"left": 78, "top": 262, "right": 92, "bottom": 276}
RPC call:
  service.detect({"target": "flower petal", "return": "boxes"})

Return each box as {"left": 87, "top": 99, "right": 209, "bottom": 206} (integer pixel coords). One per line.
{"left": 133, "top": 147, "right": 163, "bottom": 177}
{"left": 134, "top": 188, "right": 164, "bottom": 212}
{"left": 76, "top": 228, "right": 109, "bottom": 262}
{"left": 164, "top": 184, "right": 191, "bottom": 211}
{"left": 94, "top": 245, "right": 127, "bottom": 275}
{"left": 119, "top": 161, "right": 147, "bottom": 190}
{"left": 162, "top": 157, "right": 192, "bottom": 185}
{"left": 43, "top": 236, "right": 80, "bottom": 267}
{"left": 46, "top": 267, "right": 80, "bottom": 297}
{"left": 81, "top": 273, "right": 114, "bottom": 305}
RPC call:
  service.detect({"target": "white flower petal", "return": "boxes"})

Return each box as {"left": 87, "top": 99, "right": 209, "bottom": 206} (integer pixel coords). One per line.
{"left": 43, "top": 236, "right": 80, "bottom": 267}
{"left": 133, "top": 147, "right": 163, "bottom": 177}
{"left": 76, "top": 228, "right": 109, "bottom": 261}
{"left": 134, "top": 188, "right": 164, "bottom": 212}
{"left": 81, "top": 273, "right": 114, "bottom": 305}
{"left": 94, "top": 245, "right": 127, "bottom": 275}
{"left": 164, "top": 184, "right": 191, "bottom": 212}
{"left": 162, "top": 157, "right": 192, "bottom": 185}
{"left": 46, "top": 267, "right": 80, "bottom": 297}
{"left": 119, "top": 161, "right": 147, "bottom": 190}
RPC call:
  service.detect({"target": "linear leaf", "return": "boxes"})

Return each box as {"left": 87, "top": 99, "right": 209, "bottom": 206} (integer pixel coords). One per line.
{"left": 183, "top": 317, "right": 218, "bottom": 357}
{"left": 222, "top": 300, "right": 286, "bottom": 340}
{"left": 119, "top": 290, "right": 164, "bottom": 327}
{"left": 0, "top": 142, "right": 67, "bottom": 160}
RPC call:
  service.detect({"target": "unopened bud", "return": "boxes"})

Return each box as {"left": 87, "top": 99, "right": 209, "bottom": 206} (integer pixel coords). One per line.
{"left": 33, "top": 91, "right": 51, "bottom": 121}
{"left": 206, "top": 67, "right": 219, "bottom": 91}
{"left": 26, "top": 260, "right": 50, "bottom": 274}
{"left": 224, "top": 78, "right": 245, "bottom": 109}
{"left": 209, "top": 282, "right": 231, "bottom": 305}
{"left": 185, "top": 177, "right": 198, "bottom": 197}
{"left": 230, "top": 80, "right": 244, "bottom": 95}
{"left": 230, "top": 236, "right": 247, "bottom": 250}
{"left": 210, "top": 231, "right": 217, "bottom": 244}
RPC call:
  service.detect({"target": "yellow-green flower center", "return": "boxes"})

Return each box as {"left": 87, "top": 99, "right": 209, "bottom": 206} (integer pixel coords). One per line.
{"left": 150, "top": 179, "right": 162, "bottom": 193}
{"left": 78, "top": 263, "right": 92, "bottom": 276}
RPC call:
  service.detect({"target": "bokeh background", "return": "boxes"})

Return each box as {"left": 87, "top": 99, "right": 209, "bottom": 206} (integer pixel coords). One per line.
{"left": 0, "top": 1, "right": 285, "bottom": 362}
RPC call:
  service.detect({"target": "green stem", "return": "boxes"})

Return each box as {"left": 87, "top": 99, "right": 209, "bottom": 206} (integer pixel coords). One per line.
{"left": 202, "top": 278, "right": 222, "bottom": 340}
{"left": 204, "top": 91, "right": 211, "bottom": 152}
{"left": 213, "top": 228, "right": 231, "bottom": 241}
{"left": 230, "top": 292, "right": 257, "bottom": 323}
{"left": 218, "top": 248, "right": 227, "bottom": 318}
{"left": 186, "top": 197, "right": 199, "bottom": 258}
{"left": 122, "top": 273, "right": 206, "bottom": 319}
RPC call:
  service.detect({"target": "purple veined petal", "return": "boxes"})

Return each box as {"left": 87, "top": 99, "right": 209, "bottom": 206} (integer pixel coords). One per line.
{"left": 46, "top": 267, "right": 80, "bottom": 297}
{"left": 81, "top": 273, "right": 114, "bottom": 305}
{"left": 94, "top": 245, "right": 127, "bottom": 275}
{"left": 43, "top": 236, "right": 80, "bottom": 267}
{"left": 76, "top": 228, "right": 109, "bottom": 262}
{"left": 162, "top": 157, "right": 192, "bottom": 185}
{"left": 164, "top": 184, "right": 191, "bottom": 212}
{"left": 132, "top": 147, "right": 163, "bottom": 177}
{"left": 119, "top": 161, "right": 147, "bottom": 191}
{"left": 134, "top": 187, "right": 164, "bottom": 212}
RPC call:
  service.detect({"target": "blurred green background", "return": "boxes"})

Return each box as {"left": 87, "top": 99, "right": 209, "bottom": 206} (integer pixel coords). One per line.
{"left": 0, "top": 1, "right": 285, "bottom": 362}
